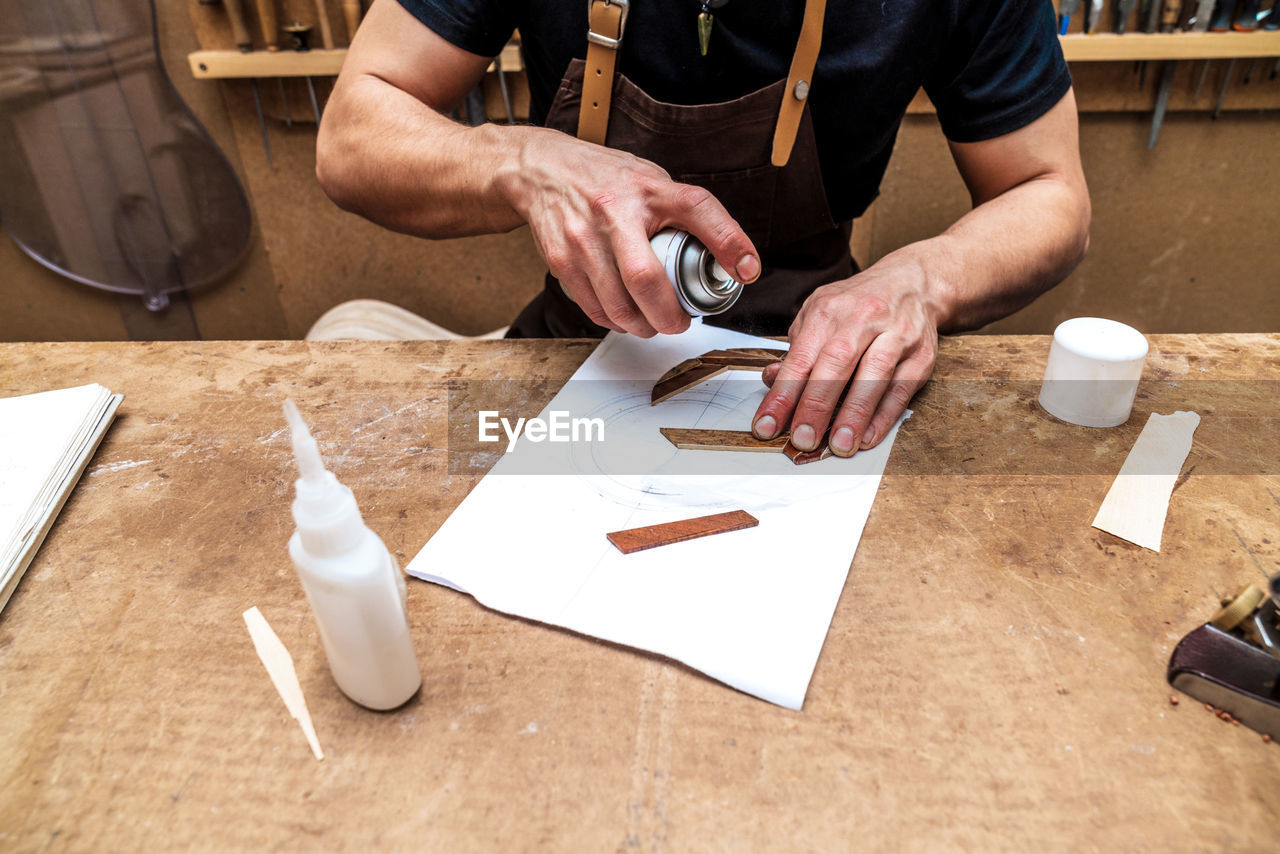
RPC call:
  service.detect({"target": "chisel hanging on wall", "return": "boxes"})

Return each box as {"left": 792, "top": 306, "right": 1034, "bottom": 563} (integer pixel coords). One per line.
{"left": 1115, "top": 0, "right": 1140, "bottom": 33}
{"left": 1148, "top": 60, "right": 1177, "bottom": 149}
{"left": 1147, "top": 0, "right": 1187, "bottom": 149}
{"left": 1189, "top": 0, "right": 1215, "bottom": 30}
{"left": 1086, "top": 0, "right": 1105, "bottom": 33}
{"left": 210, "top": 0, "right": 273, "bottom": 167}
{"left": 284, "top": 23, "right": 324, "bottom": 123}
{"left": 1059, "top": 0, "right": 1084, "bottom": 34}
{"left": 253, "top": 0, "right": 291, "bottom": 128}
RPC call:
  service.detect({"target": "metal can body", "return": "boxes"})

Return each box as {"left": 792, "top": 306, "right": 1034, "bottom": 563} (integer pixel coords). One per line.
{"left": 649, "top": 228, "right": 743, "bottom": 316}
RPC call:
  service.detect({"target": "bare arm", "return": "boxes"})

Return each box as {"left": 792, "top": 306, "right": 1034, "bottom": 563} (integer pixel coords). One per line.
{"left": 752, "top": 90, "right": 1091, "bottom": 456}
{"left": 316, "top": 0, "right": 760, "bottom": 337}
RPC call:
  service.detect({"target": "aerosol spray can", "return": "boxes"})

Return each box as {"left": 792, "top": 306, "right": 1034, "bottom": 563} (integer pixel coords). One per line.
{"left": 649, "top": 228, "right": 744, "bottom": 316}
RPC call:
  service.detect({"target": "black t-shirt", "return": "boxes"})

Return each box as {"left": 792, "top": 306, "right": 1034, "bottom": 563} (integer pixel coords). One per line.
{"left": 397, "top": 0, "right": 1071, "bottom": 222}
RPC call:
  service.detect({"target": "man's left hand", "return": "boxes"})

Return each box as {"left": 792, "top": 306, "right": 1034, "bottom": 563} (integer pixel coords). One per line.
{"left": 750, "top": 253, "right": 942, "bottom": 457}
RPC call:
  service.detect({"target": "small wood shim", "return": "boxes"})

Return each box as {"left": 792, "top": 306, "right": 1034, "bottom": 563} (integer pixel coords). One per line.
{"left": 651, "top": 348, "right": 832, "bottom": 464}
{"left": 607, "top": 510, "right": 759, "bottom": 554}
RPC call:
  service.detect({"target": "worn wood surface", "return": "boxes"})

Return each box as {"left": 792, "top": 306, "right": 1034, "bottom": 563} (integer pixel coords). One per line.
{"left": 0, "top": 334, "right": 1277, "bottom": 852}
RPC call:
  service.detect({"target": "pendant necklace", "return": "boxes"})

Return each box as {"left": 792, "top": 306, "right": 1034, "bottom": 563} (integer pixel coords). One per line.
{"left": 697, "top": 0, "right": 730, "bottom": 56}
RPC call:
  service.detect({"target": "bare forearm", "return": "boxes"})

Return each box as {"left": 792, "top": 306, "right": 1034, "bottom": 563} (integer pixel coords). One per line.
{"left": 316, "top": 72, "right": 533, "bottom": 238}
{"left": 878, "top": 174, "right": 1091, "bottom": 334}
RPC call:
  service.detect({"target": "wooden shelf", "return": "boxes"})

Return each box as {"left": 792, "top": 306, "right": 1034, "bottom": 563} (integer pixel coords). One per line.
{"left": 188, "top": 32, "right": 1280, "bottom": 83}
{"left": 189, "top": 34, "right": 1276, "bottom": 80}
{"left": 1061, "top": 31, "right": 1280, "bottom": 61}
{"left": 188, "top": 42, "right": 523, "bottom": 79}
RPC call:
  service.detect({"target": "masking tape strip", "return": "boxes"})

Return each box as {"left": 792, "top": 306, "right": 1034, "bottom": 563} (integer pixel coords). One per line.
{"left": 243, "top": 606, "right": 324, "bottom": 760}
{"left": 1091, "top": 411, "right": 1200, "bottom": 552}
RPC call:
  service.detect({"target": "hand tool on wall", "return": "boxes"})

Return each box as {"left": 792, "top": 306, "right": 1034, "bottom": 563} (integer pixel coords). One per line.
{"left": 252, "top": 0, "right": 291, "bottom": 128}
{"left": 1148, "top": 60, "right": 1177, "bottom": 148}
{"left": 1141, "top": 0, "right": 1164, "bottom": 31}
{"left": 313, "top": 0, "right": 336, "bottom": 50}
{"left": 343, "top": 0, "right": 362, "bottom": 42}
{"left": 1189, "top": 0, "right": 1215, "bottom": 29}
{"left": 1194, "top": 2, "right": 1235, "bottom": 104}
{"left": 1115, "top": 0, "right": 1140, "bottom": 33}
{"left": 1213, "top": 57, "right": 1237, "bottom": 118}
{"left": 1134, "top": 0, "right": 1163, "bottom": 86}
{"left": 218, "top": 0, "right": 273, "bottom": 166}
{"left": 255, "top": 0, "right": 278, "bottom": 49}
{"left": 311, "top": 1, "right": 336, "bottom": 121}
{"left": 284, "top": 22, "right": 324, "bottom": 123}
{"left": 1232, "top": 0, "right": 1262, "bottom": 29}
{"left": 1209, "top": 0, "right": 1234, "bottom": 30}
{"left": 1059, "top": 0, "right": 1083, "bottom": 34}
{"left": 1147, "top": 0, "right": 1187, "bottom": 150}
{"left": 209, "top": 0, "right": 252, "bottom": 50}
{"left": 1087, "top": 0, "right": 1105, "bottom": 32}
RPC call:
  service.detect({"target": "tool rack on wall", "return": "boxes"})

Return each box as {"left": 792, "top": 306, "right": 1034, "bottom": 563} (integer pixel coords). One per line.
{"left": 1058, "top": 30, "right": 1280, "bottom": 59}
{"left": 188, "top": 32, "right": 1280, "bottom": 120}
{"left": 188, "top": 41, "right": 524, "bottom": 79}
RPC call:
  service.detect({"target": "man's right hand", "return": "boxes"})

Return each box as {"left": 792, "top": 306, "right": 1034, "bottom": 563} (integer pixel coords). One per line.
{"left": 319, "top": 1, "right": 758, "bottom": 337}
{"left": 496, "top": 129, "right": 761, "bottom": 337}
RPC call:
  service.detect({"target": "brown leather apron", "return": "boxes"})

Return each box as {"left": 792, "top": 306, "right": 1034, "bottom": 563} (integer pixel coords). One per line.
{"left": 507, "top": 2, "right": 856, "bottom": 338}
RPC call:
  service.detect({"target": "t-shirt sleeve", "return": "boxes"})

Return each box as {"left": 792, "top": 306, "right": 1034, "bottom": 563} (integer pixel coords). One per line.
{"left": 923, "top": 0, "right": 1072, "bottom": 143}
{"left": 396, "top": 0, "right": 517, "bottom": 57}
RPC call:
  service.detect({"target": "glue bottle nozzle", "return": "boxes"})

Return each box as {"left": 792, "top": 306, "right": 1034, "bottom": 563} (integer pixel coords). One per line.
{"left": 283, "top": 399, "right": 327, "bottom": 484}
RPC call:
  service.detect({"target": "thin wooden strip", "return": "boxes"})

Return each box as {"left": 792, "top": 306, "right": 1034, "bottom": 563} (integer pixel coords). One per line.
{"left": 697, "top": 348, "right": 787, "bottom": 367}
{"left": 607, "top": 510, "right": 759, "bottom": 555}
{"left": 659, "top": 427, "right": 789, "bottom": 452}
{"left": 650, "top": 363, "right": 728, "bottom": 405}
{"left": 654, "top": 356, "right": 705, "bottom": 386}
{"left": 243, "top": 607, "right": 324, "bottom": 761}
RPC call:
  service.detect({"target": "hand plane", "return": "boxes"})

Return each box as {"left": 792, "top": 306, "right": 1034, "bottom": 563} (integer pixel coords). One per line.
{"left": 1167, "top": 573, "right": 1280, "bottom": 736}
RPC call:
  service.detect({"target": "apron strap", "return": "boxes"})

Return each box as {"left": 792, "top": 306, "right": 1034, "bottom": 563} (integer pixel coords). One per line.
{"left": 576, "top": 0, "right": 824, "bottom": 169}
{"left": 577, "top": 0, "right": 628, "bottom": 144}
{"left": 772, "top": 0, "right": 826, "bottom": 167}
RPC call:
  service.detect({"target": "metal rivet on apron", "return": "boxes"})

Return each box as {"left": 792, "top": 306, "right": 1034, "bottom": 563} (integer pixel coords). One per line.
{"left": 793, "top": 80, "right": 810, "bottom": 101}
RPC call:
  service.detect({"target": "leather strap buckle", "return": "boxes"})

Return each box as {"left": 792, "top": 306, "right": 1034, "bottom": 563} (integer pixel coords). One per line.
{"left": 578, "top": 0, "right": 628, "bottom": 144}
{"left": 586, "top": 0, "right": 628, "bottom": 49}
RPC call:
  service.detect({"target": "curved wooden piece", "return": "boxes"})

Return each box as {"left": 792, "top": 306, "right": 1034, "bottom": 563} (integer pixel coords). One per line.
{"left": 650, "top": 348, "right": 786, "bottom": 405}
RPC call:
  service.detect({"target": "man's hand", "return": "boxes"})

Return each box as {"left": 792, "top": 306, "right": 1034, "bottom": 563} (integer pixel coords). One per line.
{"left": 497, "top": 130, "right": 761, "bottom": 337}
{"left": 752, "top": 89, "right": 1090, "bottom": 457}
{"left": 751, "top": 253, "right": 940, "bottom": 457}
{"left": 318, "top": 1, "right": 759, "bottom": 338}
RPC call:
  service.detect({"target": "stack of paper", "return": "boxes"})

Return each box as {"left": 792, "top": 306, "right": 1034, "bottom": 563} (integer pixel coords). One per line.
{"left": 0, "top": 384, "right": 122, "bottom": 612}
{"left": 409, "top": 325, "right": 906, "bottom": 709}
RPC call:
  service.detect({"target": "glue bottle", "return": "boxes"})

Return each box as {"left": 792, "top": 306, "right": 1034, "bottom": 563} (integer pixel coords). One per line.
{"left": 283, "top": 400, "right": 421, "bottom": 710}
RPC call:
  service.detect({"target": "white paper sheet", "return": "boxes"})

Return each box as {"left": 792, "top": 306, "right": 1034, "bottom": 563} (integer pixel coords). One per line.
{"left": 1092, "top": 411, "right": 1200, "bottom": 552}
{"left": 0, "top": 383, "right": 122, "bottom": 611}
{"left": 408, "top": 323, "right": 905, "bottom": 709}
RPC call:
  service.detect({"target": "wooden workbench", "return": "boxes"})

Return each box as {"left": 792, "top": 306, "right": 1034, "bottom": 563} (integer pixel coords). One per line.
{"left": 1, "top": 334, "right": 1276, "bottom": 851}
